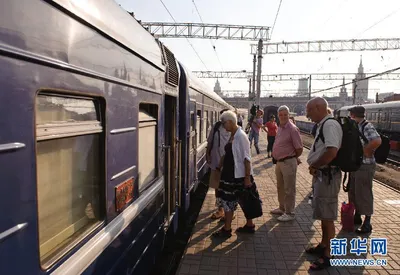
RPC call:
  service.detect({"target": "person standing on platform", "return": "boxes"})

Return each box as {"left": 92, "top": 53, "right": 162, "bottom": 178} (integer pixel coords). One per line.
{"left": 306, "top": 97, "right": 342, "bottom": 270}
{"left": 347, "top": 106, "right": 381, "bottom": 234}
{"left": 248, "top": 109, "right": 263, "bottom": 154}
{"left": 271, "top": 105, "right": 303, "bottom": 222}
{"left": 206, "top": 108, "right": 231, "bottom": 221}
{"left": 264, "top": 115, "right": 278, "bottom": 158}
{"left": 309, "top": 107, "right": 333, "bottom": 202}
{"left": 212, "top": 110, "right": 256, "bottom": 237}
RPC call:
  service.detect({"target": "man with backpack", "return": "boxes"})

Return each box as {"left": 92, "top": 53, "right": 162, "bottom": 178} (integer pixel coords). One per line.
{"left": 347, "top": 106, "right": 382, "bottom": 234}
{"left": 206, "top": 108, "right": 231, "bottom": 220}
{"left": 306, "top": 97, "right": 343, "bottom": 270}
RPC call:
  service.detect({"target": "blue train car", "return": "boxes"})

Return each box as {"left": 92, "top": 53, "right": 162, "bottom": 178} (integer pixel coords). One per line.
{"left": 337, "top": 102, "right": 400, "bottom": 150}
{"left": 178, "top": 66, "right": 230, "bottom": 212}
{"left": 0, "top": 0, "right": 231, "bottom": 274}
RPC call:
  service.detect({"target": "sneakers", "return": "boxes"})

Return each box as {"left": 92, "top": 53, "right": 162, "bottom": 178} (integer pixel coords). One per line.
{"left": 270, "top": 208, "right": 284, "bottom": 215}
{"left": 356, "top": 224, "right": 372, "bottom": 234}
{"left": 277, "top": 213, "right": 295, "bottom": 222}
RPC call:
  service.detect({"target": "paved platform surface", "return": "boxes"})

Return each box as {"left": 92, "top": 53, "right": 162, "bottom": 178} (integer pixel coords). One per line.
{"left": 177, "top": 134, "right": 400, "bottom": 275}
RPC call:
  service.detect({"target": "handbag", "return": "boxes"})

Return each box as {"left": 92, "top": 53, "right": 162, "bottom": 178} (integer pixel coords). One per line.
{"left": 340, "top": 202, "right": 355, "bottom": 232}
{"left": 209, "top": 169, "right": 221, "bottom": 189}
{"left": 238, "top": 183, "right": 263, "bottom": 220}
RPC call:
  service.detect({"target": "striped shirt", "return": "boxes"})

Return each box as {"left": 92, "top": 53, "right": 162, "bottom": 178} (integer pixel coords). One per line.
{"left": 359, "top": 120, "right": 381, "bottom": 164}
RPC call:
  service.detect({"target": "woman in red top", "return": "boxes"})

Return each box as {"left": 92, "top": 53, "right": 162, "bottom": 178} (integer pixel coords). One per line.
{"left": 264, "top": 115, "right": 278, "bottom": 158}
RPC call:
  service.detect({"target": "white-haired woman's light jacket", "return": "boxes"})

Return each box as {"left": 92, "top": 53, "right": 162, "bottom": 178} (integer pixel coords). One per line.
{"left": 231, "top": 127, "right": 253, "bottom": 178}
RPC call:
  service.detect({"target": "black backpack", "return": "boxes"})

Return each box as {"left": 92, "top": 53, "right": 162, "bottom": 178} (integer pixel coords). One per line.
{"left": 208, "top": 121, "right": 222, "bottom": 151}
{"left": 360, "top": 121, "right": 390, "bottom": 164}
{"left": 315, "top": 117, "right": 366, "bottom": 172}
{"left": 314, "top": 117, "right": 367, "bottom": 191}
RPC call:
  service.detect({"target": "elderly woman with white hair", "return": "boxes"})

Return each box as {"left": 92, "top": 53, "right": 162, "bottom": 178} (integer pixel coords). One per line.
{"left": 212, "top": 110, "right": 257, "bottom": 238}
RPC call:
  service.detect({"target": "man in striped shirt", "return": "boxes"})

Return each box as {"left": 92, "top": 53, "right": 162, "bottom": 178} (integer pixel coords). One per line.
{"left": 347, "top": 106, "right": 382, "bottom": 234}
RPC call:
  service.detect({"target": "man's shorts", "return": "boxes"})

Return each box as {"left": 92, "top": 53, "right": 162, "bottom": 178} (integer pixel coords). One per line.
{"left": 312, "top": 168, "right": 342, "bottom": 221}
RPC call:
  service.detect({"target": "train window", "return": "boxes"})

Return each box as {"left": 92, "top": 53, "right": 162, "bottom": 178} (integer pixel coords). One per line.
{"left": 213, "top": 111, "right": 216, "bottom": 125}
{"left": 203, "top": 111, "right": 208, "bottom": 141}
{"left": 190, "top": 112, "right": 195, "bottom": 149}
{"left": 207, "top": 111, "right": 211, "bottom": 137}
{"left": 382, "top": 112, "right": 388, "bottom": 122}
{"left": 190, "top": 112, "right": 195, "bottom": 132}
{"left": 36, "top": 94, "right": 104, "bottom": 267}
{"left": 138, "top": 105, "right": 158, "bottom": 191}
{"left": 196, "top": 110, "right": 201, "bottom": 145}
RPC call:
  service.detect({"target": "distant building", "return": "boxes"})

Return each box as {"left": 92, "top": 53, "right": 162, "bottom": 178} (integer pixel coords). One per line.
{"left": 214, "top": 79, "right": 222, "bottom": 97}
{"left": 352, "top": 56, "right": 369, "bottom": 104}
{"left": 339, "top": 77, "right": 349, "bottom": 102}
{"left": 383, "top": 93, "right": 400, "bottom": 102}
{"left": 297, "top": 78, "right": 308, "bottom": 96}
{"left": 377, "top": 92, "right": 394, "bottom": 102}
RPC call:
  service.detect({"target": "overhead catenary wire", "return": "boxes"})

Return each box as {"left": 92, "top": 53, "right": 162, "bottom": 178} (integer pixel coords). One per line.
{"left": 159, "top": 0, "right": 209, "bottom": 70}
{"left": 269, "top": 0, "right": 283, "bottom": 39}
{"left": 312, "top": 65, "right": 400, "bottom": 95}
{"left": 354, "top": 6, "right": 400, "bottom": 38}
{"left": 191, "top": 0, "right": 224, "bottom": 70}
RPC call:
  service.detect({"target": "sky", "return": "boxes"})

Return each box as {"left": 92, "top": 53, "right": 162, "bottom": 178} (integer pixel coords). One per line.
{"left": 116, "top": 0, "right": 400, "bottom": 99}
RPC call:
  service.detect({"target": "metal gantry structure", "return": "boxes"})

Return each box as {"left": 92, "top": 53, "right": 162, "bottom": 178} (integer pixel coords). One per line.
{"left": 220, "top": 88, "right": 382, "bottom": 97}
{"left": 193, "top": 71, "right": 400, "bottom": 81}
{"left": 139, "top": 21, "right": 400, "bottom": 106}
{"left": 141, "top": 22, "right": 270, "bottom": 41}
{"left": 250, "top": 38, "right": 400, "bottom": 54}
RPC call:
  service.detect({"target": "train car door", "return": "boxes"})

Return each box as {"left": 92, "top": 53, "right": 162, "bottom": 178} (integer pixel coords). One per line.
{"left": 188, "top": 101, "right": 197, "bottom": 192}
{"left": 164, "top": 95, "right": 178, "bottom": 232}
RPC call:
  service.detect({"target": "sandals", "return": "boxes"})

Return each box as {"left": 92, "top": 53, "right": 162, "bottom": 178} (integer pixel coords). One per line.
{"left": 236, "top": 224, "right": 255, "bottom": 233}
{"left": 309, "top": 255, "right": 333, "bottom": 270}
{"left": 305, "top": 244, "right": 325, "bottom": 256}
{"left": 212, "top": 227, "right": 232, "bottom": 238}
{"left": 211, "top": 212, "right": 224, "bottom": 219}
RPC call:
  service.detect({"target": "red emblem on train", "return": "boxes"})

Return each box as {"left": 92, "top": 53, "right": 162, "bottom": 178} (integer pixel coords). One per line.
{"left": 115, "top": 178, "right": 134, "bottom": 212}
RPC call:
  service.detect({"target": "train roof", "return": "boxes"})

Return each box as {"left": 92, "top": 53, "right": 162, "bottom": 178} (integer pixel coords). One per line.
{"left": 50, "top": 0, "right": 164, "bottom": 69}
{"left": 50, "top": 0, "right": 231, "bottom": 108}
{"left": 180, "top": 63, "right": 231, "bottom": 107}
{"left": 338, "top": 101, "right": 400, "bottom": 111}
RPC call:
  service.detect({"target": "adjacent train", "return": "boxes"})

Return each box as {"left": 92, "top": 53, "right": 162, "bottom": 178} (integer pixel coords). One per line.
{"left": 336, "top": 102, "right": 400, "bottom": 150}
{"left": 0, "top": 1, "right": 231, "bottom": 274}
{"left": 296, "top": 102, "right": 400, "bottom": 151}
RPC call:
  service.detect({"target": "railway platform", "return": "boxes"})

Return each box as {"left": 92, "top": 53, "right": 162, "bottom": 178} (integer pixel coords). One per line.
{"left": 176, "top": 134, "right": 400, "bottom": 275}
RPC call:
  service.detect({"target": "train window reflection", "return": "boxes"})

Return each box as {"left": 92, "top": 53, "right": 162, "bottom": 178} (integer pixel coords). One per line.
{"left": 138, "top": 106, "right": 158, "bottom": 191}
{"left": 36, "top": 94, "right": 103, "bottom": 268}
{"left": 36, "top": 95, "right": 98, "bottom": 124}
